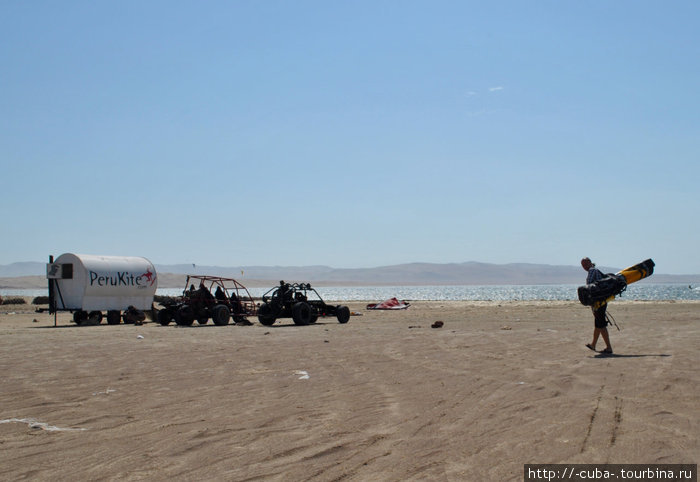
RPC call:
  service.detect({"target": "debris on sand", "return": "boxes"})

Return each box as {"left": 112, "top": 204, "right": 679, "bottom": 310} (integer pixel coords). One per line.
{"left": 0, "top": 418, "right": 87, "bottom": 432}
{"left": 366, "top": 298, "right": 410, "bottom": 310}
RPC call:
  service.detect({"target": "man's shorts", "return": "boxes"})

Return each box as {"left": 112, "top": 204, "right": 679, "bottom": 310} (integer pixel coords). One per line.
{"left": 593, "top": 304, "right": 608, "bottom": 329}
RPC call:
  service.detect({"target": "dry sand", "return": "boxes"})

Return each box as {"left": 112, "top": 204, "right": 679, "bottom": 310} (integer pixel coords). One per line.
{"left": 0, "top": 300, "right": 697, "bottom": 481}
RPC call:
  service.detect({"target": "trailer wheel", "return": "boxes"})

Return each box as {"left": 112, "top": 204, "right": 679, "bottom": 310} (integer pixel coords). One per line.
{"left": 88, "top": 311, "right": 103, "bottom": 325}
{"left": 257, "top": 302, "right": 276, "bottom": 326}
{"left": 212, "top": 304, "right": 230, "bottom": 326}
{"left": 157, "top": 309, "right": 172, "bottom": 326}
{"left": 73, "top": 310, "right": 88, "bottom": 325}
{"left": 292, "top": 302, "right": 312, "bottom": 325}
{"left": 107, "top": 310, "right": 121, "bottom": 325}
{"left": 336, "top": 305, "right": 350, "bottom": 324}
{"left": 175, "top": 305, "right": 195, "bottom": 326}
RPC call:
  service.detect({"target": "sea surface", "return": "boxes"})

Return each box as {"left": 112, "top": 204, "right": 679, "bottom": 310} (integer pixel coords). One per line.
{"left": 3, "top": 283, "right": 699, "bottom": 302}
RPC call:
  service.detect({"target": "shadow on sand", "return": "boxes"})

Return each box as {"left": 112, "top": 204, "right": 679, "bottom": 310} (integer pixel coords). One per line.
{"left": 594, "top": 353, "right": 671, "bottom": 358}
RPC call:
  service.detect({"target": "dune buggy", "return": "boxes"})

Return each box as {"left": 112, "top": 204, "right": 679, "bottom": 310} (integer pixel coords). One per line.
{"left": 157, "top": 275, "right": 257, "bottom": 326}
{"left": 257, "top": 281, "right": 350, "bottom": 326}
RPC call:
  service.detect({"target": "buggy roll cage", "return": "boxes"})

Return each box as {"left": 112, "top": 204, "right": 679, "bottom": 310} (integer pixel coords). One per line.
{"left": 261, "top": 282, "right": 324, "bottom": 304}
{"left": 183, "top": 275, "right": 257, "bottom": 315}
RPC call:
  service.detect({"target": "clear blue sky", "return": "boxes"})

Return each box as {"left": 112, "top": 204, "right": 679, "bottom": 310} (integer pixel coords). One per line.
{"left": 1, "top": 1, "right": 698, "bottom": 273}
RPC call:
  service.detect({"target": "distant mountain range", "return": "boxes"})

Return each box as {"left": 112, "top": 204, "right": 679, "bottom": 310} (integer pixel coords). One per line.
{"left": 1, "top": 261, "right": 697, "bottom": 289}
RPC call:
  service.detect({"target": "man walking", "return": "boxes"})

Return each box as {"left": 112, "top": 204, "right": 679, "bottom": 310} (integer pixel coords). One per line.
{"left": 581, "top": 257, "right": 613, "bottom": 354}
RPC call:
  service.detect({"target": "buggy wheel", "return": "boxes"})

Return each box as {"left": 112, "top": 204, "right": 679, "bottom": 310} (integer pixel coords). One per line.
{"left": 197, "top": 317, "right": 209, "bottom": 325}
{"left": 175, "top": 305, "right": 195, "bottom": 326}
{"left": 88, "top": 310, "right": 103, "bottom": 325}
{"left": 157, "top": 309, "right": 172, "bottom": 326}
{"left": 107, "top": 310, "right": 121, "bottom": 325}
{"left": 257, "top": 302, "right": 276, "bottom": 326}
{"left": 292, "top": 302, "right": 312, "bottom": 326}
{"left": 212, "top": 304, "right": 230, "bottom": 326}
{"left": 123, "top": 309, "right": 145, "bottom": 324}
{"left": 73, "top": 310, "right": 88, "bottom": 325}
{"left": 309, "top": 305, "right": 319, "bottom": 324}
{"left": 336, "top": 305, "right": 350, "bottom": 324}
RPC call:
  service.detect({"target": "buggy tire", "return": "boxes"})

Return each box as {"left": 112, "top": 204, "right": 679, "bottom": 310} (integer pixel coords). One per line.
{"left": 336, "top": 305, "right": 350, "bottom": 324}
{"left": 212, "top": 304, "right": 230, "bottom": 326}
{"left": 123, "top": 309, "right": 146, "bottom": 324}
{"left": 309, "top": 305, "right": 319, "bottom": 324}
{"left": 107, "top": 310, "right": 121, "bottom": 325}
{"left": 157, "top": 309, "right": 172, "bottom": 326}
{"left": 292, "top": 302, "right": 312, "bottom": 326}
{"left": 175, "top": 305, "right": 195, "bottom": 326}
{"left": 197, "top": 317, "right": 209, "bottom": 325}
{"left": 88, "top": 310, "right": 103, "bottom": 325}
{"left": 73, "top": 310, "right": 88, "bottom": 325}
{"left": 257, "top": 302, "right": 276, "bottom": 326}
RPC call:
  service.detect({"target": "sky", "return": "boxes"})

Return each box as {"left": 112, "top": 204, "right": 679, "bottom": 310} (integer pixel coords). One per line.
{"left": 1, "top": 1, "right": 698, "bottom": 274}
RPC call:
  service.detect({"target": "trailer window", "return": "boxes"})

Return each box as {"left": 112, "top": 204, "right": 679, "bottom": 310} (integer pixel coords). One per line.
{"left": 62, "top": 264, "right": 73, "bottom": 279}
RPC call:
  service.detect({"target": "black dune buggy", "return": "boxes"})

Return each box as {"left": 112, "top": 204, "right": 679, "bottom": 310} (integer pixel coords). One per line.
{"left": 257, "top": 281, "right": 350, "bottom": 326}
{"left": 157, "top": 275, "right": 257, "bottom": 326}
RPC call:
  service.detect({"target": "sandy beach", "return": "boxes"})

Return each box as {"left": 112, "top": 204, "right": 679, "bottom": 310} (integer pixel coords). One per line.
{"left": 0, "top": 300, "right": 697, "bottom": 481}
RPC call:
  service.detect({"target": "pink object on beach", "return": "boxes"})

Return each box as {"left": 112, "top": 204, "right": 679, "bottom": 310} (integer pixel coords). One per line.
{"left": 366, "top": 297, "right": 410, "bottom": 310}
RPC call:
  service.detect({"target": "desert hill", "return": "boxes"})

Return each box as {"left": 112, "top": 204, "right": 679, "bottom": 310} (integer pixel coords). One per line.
{"left": 1, "top": 261, "right": 697, "bottom": 289}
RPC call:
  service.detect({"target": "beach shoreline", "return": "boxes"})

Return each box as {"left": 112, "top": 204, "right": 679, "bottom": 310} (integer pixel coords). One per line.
{"left": 1, "top": 301, "right": 697, "bottom": 480}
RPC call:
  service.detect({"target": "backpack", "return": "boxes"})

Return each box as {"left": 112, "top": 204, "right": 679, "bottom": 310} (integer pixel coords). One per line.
{"left": 577, "top": 273, "right": 627, "bottom": 306}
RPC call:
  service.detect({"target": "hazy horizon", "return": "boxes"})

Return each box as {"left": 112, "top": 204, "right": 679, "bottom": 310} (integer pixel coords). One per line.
{"left": 1, "top": 258, "right": 696, "bottom": 279}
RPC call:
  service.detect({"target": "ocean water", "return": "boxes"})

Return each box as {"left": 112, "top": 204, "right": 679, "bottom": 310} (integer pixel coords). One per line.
{"left": 5, "top": 283, "right": 699, "bottom": 302}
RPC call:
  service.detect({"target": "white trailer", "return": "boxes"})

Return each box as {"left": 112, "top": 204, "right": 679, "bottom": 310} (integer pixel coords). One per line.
{"left": 47, "top": 253, "right": 158, "bottom": 325}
